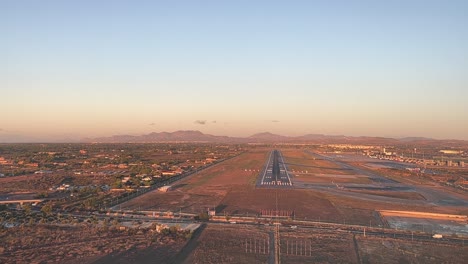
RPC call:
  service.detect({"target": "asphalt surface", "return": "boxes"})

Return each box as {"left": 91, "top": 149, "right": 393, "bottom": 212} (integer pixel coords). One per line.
{"left": 259, "top": 150, "right": 292, "bottom": 187}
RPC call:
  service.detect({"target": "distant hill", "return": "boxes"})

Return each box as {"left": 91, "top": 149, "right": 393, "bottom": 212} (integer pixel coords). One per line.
{"left": 248, "top": 132, "right": 289, "bottom": 142}
{"left": 88, "top": 130, "right": 238, "bottom": 143}
{"left": 84, "top": 130, "right": 468, "bottom": 146}
{"left": 399, "top": 137, "right": 435, "bottom": 142}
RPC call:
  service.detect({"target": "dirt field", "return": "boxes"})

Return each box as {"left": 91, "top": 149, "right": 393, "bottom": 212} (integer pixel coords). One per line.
{"left": 119, "top": 151, "right": 268, "bottom": 213}
{"left": 120, "top": 149, "right": 418, "bottom": 225}
{"left": 282, "top": 150, "right": 374, "bottom": 185}
{"left": 282, "top": 150, "right": 355, "bottom": 176}
{"left": 347, "top": 190, "right": 426, "bottom": 200}
{"left": 279, "top": 229, "right": 358, "bottom": 264}
{"left": 0, "top": 174, "right": 64, "bottom": 193}
{"left": 294, "top": 173, "right": 372, "bottom": 184}
{"left": 320, "top": 191, "right": 450, "bottom": 226}
{"left": 385, "top": 216, "right": 468, "bottom": 236}
{"left": 183, "top": 224, "right": 270, "bottom": 264}
{"left": 356, "top": 235, "right": 467, "bottom": 264}
{"left": 379, "top": 210, "right": 468, "bottom": 236}
{"left": 183, "top": 224, "right": 467, "bottom": 264}
{"left": 218, "top": 186, "right": 342, "bottom": 221}
{"left": 0, "top": 224, "right": 188, "bottom": 264}
{"left": 119, "top": 150, "right": 348, "bottom": 223}
{"left": 120, "top": 148, "right": 466, "bottom": 228}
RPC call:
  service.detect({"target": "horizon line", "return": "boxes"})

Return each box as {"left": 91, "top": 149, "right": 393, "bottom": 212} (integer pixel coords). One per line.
{"left": 1, "top": 129, "right": 468, "bottom": 144}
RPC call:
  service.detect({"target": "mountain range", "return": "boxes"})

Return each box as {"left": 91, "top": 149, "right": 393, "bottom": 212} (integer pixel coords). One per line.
{"left": 84, "top": 130, "right": 467, "bottom": 146}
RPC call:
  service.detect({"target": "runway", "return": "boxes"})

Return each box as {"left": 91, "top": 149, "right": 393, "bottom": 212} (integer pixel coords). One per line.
{"left": 259, "top": 150, "right": 292, "bottom": 187}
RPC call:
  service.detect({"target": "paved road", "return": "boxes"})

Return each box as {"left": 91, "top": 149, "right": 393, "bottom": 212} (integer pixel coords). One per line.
{"left": 0, "top": 199, "right": 44, "bottom": 205}
{"left": 259, "top": 150, "right": 292, "bottom": 187}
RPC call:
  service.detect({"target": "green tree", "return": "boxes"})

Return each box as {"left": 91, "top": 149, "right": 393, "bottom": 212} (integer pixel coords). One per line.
{"left": 132, "top": 177, "right": 141, "bottom": 187}
{"left": 83, "top": 197, "right": 97, "bottom": 209}
{"left": 111, "top": 219, "right": 119, "bottom": 229}
{"left": 139, "top": 167, "right": 152, "bottom": 175}
{"left": 102, "top": 218, "right": 110, "bottom": 231}
{"left": 197, "top": 212, "right": 209, "bottom": 221}
{"left": 35, "top": 192, "right": 49, "bottom": 199}
{"left": 41, "top": 203, "right": 53, "bottom": 215}
{"left": 143, "top": 180, "right": 152, "bottom": 187}
{"left": 22, "top": 203, "right": 32, "bottom": 214}
{"left": 169, "top": 225, "right": 179, "bottom": 234}
{"left": 112, "top": 179, "right": 122, "bottom": 188}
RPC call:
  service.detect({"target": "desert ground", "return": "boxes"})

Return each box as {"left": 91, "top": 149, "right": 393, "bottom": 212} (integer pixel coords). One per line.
{"left": 112, "top": 148, "right": 467, "bottom": 263}
{"left": 0, "top": 223, "right": 189, "bottom": 264}
{"left": 2, "top": 148, "right": 466, "bottom": 263}
{"left": 120, "top": 148, "right": 467, "bottom": 229}
{"left": 180, "top": 223, "right": 466, "bottom": 264}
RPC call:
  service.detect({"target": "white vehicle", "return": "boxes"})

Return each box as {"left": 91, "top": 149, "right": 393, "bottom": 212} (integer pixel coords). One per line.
{"left": 432, "top": 234, "right": 443, "bottom": 239}
{"left": 229, "top": 221, "right": 237, "bottom": 224}
{"left": 290, "top": 225, "right": 297, "bottom": 229}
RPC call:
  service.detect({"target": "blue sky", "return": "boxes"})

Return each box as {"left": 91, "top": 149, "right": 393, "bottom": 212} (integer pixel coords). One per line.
{"left": 1, "top": 0, "right": 467, "bottom": 141}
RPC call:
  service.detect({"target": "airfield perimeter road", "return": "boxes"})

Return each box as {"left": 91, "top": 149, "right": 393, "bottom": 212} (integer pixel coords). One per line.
{"left": 259, "top": 150, "right": 292, "bottom": 187}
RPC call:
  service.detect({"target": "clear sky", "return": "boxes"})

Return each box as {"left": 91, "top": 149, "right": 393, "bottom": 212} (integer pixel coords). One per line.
{"left": 2, "top": 0, "right": 468, "bottom": 142}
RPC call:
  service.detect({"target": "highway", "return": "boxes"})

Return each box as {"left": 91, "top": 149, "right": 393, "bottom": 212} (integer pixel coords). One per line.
{"left": 260, "top": 150, "right": 292, "bottom": 187}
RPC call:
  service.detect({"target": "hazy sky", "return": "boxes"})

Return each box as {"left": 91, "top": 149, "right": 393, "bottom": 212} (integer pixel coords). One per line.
{"left": 2, "top": 0, "right": 468, "bottom": 142}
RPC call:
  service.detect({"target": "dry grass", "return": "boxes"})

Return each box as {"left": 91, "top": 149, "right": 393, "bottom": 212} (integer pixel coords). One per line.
{"left": 282, "top": 150, "right": 354, "bottom": 176}
{"left": 294, "top": 173, "right": 372, "bottom": 184}
{"left": 187, "top": 223, "right": 468, "bottom": 264}
{"left": 321, "top": 191, "right": 457, "bottom": 226}
{"left": 218, "top": 187, "right": 342, "bottom": 221}
{"left": 347, "top": 190, "right": 426, "bottom": 200}
{"left": 121, "top": 149, "right": 380, "bottom": 225}
{"left": 279, "top": 229, "right": 357, "bottom": 264}
{"left": 0, "top": 224, "right": 187, "bottom": 264}
{"left": 0, "top": 174, "right": 65, "bottom": 193}
{"left": 185, "top": 225, "right": 270, "bottom": 264}
{"left": 356, "top": 235, "right": 467, "bottom": 264}
{"left": 119, "top": 151, "right": 268, "bottom": 213}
